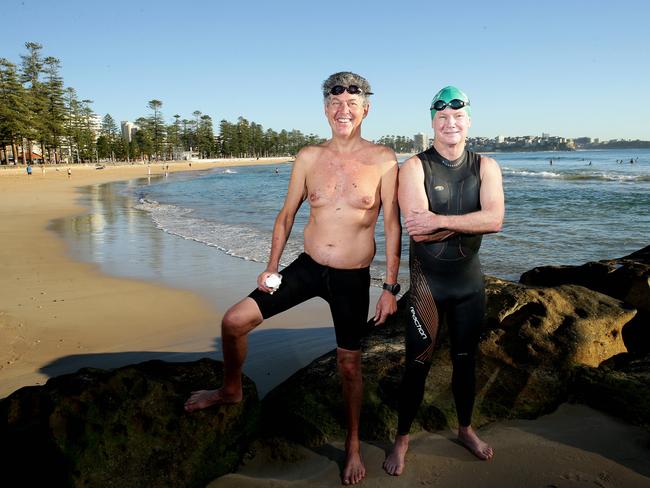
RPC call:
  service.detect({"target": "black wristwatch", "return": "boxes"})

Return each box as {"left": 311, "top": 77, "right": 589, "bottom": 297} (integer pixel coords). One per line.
{"left": 382, "top": 282, "right": 401, "bottom": 295}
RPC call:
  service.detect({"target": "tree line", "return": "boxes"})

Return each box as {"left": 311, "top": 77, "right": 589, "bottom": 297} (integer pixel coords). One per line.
{"left": 0, "top": 42, "right": 327, "bottom": 165}
{"left": 375, "top": 135, "right": 416, "bottom": 153}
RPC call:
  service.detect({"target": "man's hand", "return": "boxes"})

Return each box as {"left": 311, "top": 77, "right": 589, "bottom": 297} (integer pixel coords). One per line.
{"left": 374, "top": 290, "right": 398, "bottom": 325}
{"left": 404, "top": 208, "right": 444, "bottom": 236}
{"left": 257, "top": 270, "right": 278, "bottom": 294}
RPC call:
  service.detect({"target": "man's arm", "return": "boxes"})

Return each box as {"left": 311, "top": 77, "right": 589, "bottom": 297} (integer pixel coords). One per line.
{"left": 403, "top": 156, "right": 504, "bottom": 238}
{"left": 374, "top": 151, "right": 401, "bottom": 325}
{"left": 398, "top": 156, "right": 456, "bottom": 243}
{"left": 257, "top": 148, "right": 310, "bottom": 292}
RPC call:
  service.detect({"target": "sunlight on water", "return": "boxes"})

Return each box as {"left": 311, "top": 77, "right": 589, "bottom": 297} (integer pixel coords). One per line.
{"left": 54, "top": 149, "right": 649, "bottom": 287}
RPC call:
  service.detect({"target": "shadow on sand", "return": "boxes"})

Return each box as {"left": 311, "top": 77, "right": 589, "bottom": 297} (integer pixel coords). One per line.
{"left": 39, "top": 326, "right": 336, "bottom": 398}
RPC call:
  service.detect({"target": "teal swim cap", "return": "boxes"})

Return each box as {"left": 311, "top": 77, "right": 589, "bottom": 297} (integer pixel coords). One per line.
{"left": 430, "top": 86, "right": 471, "bottom": 120}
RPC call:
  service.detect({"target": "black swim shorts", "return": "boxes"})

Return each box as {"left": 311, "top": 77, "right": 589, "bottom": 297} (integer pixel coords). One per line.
{"left": 249, "top": 252, "right": 370, "bottom": 351}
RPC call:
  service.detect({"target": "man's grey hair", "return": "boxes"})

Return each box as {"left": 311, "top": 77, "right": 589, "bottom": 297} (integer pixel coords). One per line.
{"left": 322, "top": 71, "right": 373, "bottom": 106}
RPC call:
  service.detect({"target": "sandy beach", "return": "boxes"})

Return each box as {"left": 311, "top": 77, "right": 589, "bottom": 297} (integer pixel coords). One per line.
{"left": 210, "top": 403, "right": 650, "bottom": 487}
{"left": 1, "top": 159, "right": 648, "bottom": 486}
{"left": 0, "top": 158, "right": 303, "bottom": 397}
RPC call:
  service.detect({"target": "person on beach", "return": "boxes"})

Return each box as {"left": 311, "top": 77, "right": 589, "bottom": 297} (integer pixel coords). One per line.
{"left": 185, "top": 71, "right": 401, "bottom": 485}
{"left": 384, "top": 86, "right": 504, "bottom": 476}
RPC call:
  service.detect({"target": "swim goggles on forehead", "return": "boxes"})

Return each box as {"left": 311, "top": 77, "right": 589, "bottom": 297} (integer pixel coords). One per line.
{"left": 329, "top": 85, "right": 373, "bottom": 96}
{"left": 430, "top": 99, "right": 470, "bottom": 111}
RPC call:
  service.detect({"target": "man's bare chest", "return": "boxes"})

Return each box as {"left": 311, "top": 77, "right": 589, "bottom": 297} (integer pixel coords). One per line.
{"left": 306, "top": 164, "right": 380, "bottom": 210}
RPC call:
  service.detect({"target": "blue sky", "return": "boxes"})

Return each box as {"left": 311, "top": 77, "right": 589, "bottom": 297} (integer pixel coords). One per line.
{"left": 2, "top": 0, "right": 649, "bottom": 141}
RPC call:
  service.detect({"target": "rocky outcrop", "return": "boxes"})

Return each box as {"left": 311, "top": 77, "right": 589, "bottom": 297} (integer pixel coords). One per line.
{"left": 572, "top": 353, "right": 650, "bottom": 428}
{"left": 478, "top": 278, "right": 632, "bottom": 421}
{"left": 262, "top": 278, "right": 634, "bottom": 446}
{"left": 520, "top": 246, "right": 649, "bottom": 353}
{"left": 0, "top": 359, "right": 259, "bottom": 488}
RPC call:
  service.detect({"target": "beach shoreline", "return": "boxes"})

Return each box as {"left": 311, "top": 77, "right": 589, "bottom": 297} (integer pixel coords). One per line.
{"left": 0, "top": 157, "right": 297, "bottom": 397}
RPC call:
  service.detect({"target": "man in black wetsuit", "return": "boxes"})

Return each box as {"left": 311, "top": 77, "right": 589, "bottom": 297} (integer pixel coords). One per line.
{"left": 384, "top": 86, "right": 504, "bottom": 475}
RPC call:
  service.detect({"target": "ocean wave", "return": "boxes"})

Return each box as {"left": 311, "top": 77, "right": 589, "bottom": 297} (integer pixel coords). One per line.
{"left": 134, "top": 197, "right": 387, "bottom": 283}
{"left": 503, "top": 169, "right": 562, "bottom": 178}
{"left": 502, "top": 168, "right": 650, "bottom": 182}
{"left": 135, "top": 198, "right": 298, "bottom": 266}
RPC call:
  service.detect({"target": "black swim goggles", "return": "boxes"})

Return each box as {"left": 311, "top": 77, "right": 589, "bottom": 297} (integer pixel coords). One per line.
{"left": 430, "top": 98, "right": 470, "bottom": 111}
{"left": 329, "top": 85, "right": 373, "bottom": 96}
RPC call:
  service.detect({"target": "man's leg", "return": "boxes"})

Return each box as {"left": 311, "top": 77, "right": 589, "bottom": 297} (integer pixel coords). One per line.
{"left": 184, "top": 297, "right": 263, "bottom": 412}
{"left": 385, "top": 256, "right": 439, "bottom": 476}
{"left": 448, "top": 290, "right": 493, "bottom": 460}
{"left": 337, "top": 348, "right": 365, "bottom": 485}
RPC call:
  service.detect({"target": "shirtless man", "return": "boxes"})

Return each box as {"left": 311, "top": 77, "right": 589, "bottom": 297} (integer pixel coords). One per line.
{"left": 185, "top": 72, "right": 401, "bottom": 485}
{"left": 384, "top": 86, "right": 504, "bottom": 475}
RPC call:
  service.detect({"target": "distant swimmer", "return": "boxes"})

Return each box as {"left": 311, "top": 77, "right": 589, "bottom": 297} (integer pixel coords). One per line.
{"left": 630, "top": 158, "right": 634, "bottom": 164}
{"left": 275, "top": 167, "right": 279, "bottom": 174}
{"left": 549, "top": 159, "right": 553, "bottom": 165}
{"left": 588, "top": 161, "right": 592, "bottom": 166}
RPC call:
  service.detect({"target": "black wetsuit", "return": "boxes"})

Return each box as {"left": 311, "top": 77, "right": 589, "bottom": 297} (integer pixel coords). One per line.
{"left": 397, "top": 147, "right": 485, "bottom": 435}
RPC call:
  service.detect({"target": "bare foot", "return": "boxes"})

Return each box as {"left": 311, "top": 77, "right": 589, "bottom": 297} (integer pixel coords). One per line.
{"left": 383, "top": 434, "right": 408, "bottom": 476}
{"left": 458, "top": 426, "right": 493, "bottom": 460}
{"left": 183, "top": 388, "right": 242, "bottom": 412}
{"left": 342, "top": 440, "right": 365, "bottom": 485}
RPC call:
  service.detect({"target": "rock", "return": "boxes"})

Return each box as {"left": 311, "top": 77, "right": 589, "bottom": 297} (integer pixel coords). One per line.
{"left": 478, "top": 277, "right": 633, "bottom": 421}
{"left": 520, "top": 245, "right": 650, "bottom": 353}
{"left": 572, "top": 353, "right": 650, "bottom": 428}
{"left": 261, "top": 278, "right": 633, "bottom": 446}
{"left": 0, "top": 359, "right": 259, "bottom": 487}
{"left": 483, "top": 278, "right": 632, "bottom": 368}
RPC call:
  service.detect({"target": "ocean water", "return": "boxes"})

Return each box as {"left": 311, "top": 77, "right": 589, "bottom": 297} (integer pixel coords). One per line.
{"left": 55, "top": 149, "right": 650, "bottom": 291}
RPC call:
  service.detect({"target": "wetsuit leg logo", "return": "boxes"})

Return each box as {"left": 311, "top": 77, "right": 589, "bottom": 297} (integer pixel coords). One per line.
{"left": 410, "top": 306, "right": 428, "bottom": 340}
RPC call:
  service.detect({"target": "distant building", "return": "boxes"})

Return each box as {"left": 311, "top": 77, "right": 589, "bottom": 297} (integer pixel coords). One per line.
{"left": 121, "top": 121, "right": 139, "bottom": 143}
{"left": 90, "top": 115, "right": 103, "bottom": 140}
{"left": 496, "top": 135, "right": 505, "bottom": 144}
{"left": 574, "top": 137, "right": 593, "bottom": 146}
{"left": 413, "top": 132, "right": 428, "bottom": 152}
